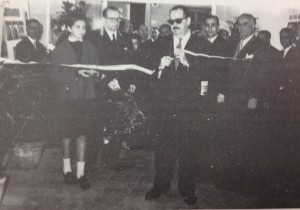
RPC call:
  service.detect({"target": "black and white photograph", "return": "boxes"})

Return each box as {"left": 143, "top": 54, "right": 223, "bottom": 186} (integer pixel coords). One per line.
{"left": 1, "top": 0, "right": 300, "bottom": 209}
{"left": 5, "top": 21, "right": 14, "bottom": 41}
{"left": 17, "top": 21, "right": 25, "bottom": 38}
{"left": 12, "top": 21, "right": 20, "bottom": 40}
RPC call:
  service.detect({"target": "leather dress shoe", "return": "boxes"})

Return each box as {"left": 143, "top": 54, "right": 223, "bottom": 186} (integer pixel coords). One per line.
{"left": 64, "top": 172, "right": 76, "bottom": 185}
{"left": 145, "top": 186, "right": 170, "bottom": 200}
{"left": 184, "top": 196, "right": 197, "bottom": 205}
{"left": 78, "top": 176, "right": 91, "bottom": 190}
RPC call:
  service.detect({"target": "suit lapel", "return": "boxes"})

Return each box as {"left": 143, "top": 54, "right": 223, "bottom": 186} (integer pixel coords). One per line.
{"left": 25, "top": 37, "right": 36, "bottom": 52}
{"left": 237, "top": 36, "right": 256, "bottom": 58}
{"left": 283, "top": 46, "right": 295, "bottom": 61}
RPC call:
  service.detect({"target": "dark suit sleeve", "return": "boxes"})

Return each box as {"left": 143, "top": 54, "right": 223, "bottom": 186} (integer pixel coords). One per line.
{"left": 15, "top": 41, "right": 31, "bottom": 62}
{"left": 246, "top": 47, "right": 274, "bottom": 102}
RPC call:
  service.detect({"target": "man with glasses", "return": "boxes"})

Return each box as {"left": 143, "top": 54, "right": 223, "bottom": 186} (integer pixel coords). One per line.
{"left": 96, "top": 6, "right": 136, "bottom": 171}
{"left": 145, "top": 5, "right": 202, "bottom": 205}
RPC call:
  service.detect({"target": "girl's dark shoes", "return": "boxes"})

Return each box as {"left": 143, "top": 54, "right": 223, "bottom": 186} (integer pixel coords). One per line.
{"left": 64, "top": 172, "right": 77, "bottom": 185}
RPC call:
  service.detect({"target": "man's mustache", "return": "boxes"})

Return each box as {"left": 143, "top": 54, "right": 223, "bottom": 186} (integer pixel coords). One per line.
{"left": 173, "top": 27, "right": 180, "bottom": 30}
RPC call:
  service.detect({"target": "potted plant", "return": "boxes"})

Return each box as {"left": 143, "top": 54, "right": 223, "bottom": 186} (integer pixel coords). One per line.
{"left": 0, "top": 64, "right": 50, "bottom": 169}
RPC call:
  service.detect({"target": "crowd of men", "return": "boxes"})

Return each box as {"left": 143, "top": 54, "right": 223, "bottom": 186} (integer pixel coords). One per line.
{"left": 14, "top": 4, "right": 300, "bottom": 206}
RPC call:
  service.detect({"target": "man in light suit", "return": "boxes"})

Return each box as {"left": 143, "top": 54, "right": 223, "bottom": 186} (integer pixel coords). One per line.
{"left": 15, "top": 19, "right": 47, "bottom": 62}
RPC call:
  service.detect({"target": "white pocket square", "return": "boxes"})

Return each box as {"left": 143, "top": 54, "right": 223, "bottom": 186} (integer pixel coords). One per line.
{"left": 245, "top": 53, "right": 254, "bottom": 59}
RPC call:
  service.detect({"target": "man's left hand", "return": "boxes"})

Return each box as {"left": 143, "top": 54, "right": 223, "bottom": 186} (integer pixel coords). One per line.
{"left": 128, "top": 84, "right": 136, "bottom": 93}
{"left": 247, "top": 98, "right": 257, "bottom": 109}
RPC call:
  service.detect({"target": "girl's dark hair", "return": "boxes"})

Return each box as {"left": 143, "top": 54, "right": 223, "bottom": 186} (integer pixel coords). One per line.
{"left": 66, "top": 14, "right": 87, "bottom": 28}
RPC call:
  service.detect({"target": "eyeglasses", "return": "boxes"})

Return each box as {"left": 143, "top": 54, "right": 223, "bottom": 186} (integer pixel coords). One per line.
{"left": 107, "top": 18, "right": 122, "bottom": 23}
{"left": 167, "top": 17, "right": 186, "bottom": 25}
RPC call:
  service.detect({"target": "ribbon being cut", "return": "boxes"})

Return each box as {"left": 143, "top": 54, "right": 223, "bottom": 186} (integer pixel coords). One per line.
{"left": 0, "top": 57, "right": 148, "bottom": 147}
{"left": 0, "top": 57, "right": 155, "bottom": 75}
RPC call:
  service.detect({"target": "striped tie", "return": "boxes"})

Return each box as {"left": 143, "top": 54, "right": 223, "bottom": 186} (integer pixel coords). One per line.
{"left": 175, "top": 38, "right": 182, "bottom": 70}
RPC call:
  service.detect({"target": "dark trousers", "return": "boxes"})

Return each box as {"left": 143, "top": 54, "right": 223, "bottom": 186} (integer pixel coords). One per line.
{"left": 153, "top": 116, "right": 197, "bottom": 197}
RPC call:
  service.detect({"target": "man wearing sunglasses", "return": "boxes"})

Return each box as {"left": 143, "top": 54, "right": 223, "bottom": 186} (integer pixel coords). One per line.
{"left": 145, "top": 5, "right": 204, "bottom": 206}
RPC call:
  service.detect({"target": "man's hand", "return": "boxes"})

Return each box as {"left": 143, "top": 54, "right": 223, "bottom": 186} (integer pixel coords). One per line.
{"left": 247, "top": 98, "right": 257, "bottom": 109}
{"left": 217, "top": 93, "right": 225, "bottom": 104}
{"left": 159, "top": 56, "right": 173, "bottom": 70}
{"left": 78, "top": 69, "right": 100, "bottom": 78}
{"left": 108, "top": 79, "right": 121, "bottom": 91}
{"left": 128, "top": 84, "right": 136, "bottom": 93}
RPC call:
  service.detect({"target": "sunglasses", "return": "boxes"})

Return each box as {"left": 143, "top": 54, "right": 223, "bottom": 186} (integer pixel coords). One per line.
{"left": 167, "top": 17, "right": 186, "bottom": 25}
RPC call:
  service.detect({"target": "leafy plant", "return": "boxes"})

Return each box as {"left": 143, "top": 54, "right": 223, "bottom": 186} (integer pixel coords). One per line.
{"left": 51, "top": 1, "right": 90, "bottom": 44}
{"left": 226, "top": 16, "right": 260, "bottom": 34}
{"left": 0, "top": 64, "right": 51, "bottom": 143}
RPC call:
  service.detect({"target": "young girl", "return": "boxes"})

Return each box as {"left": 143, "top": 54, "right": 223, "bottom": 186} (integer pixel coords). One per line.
{"left": 50, "top": 15, "right": 99, "bottom": 190}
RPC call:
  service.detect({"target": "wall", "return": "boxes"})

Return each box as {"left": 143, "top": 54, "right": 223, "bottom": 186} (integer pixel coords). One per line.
{"left": 2, "top": 0, "right": 29, "bottom": 59}
{"left": 6, "top": 0, "right": 300, "bottom": 49}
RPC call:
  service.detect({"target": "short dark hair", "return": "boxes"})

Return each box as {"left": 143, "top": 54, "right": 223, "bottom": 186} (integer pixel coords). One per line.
{"left": 258, "top": 30, "right": 271, "bottom": 40}
{"left": 66, "top": 14, "right": 87, "bottom": 28}
{"left": 26, "top": 19, "right": 40, "bottom": 27}
{"left": 169, "top": 5, "right": 190, "bottom": 18}
{"left": 159, "top": 23, "right": 171, "bottom": 32}
{"left": 280, "top": 27, "right": 295, "bottom": 38}
{"left": 238, "top": 13, "right": 256, "bottom": 25}
{"left": 102, "top": 6, "right": 120, "bottom": 18}
{"left": 205, "top": 15, "right": 219, "bottom": 25}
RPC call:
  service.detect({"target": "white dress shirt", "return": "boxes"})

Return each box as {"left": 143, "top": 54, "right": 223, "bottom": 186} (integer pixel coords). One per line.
{"left": 104, "top": 27, "right": 118, "bottom": 41}
{"left": 208, "top": 34, "right": 218, "bottom": 43}
{"left": 173, "top": 30, "right": 191, "bottom": 52}
{"left": 27, "top": 35, "right": 37, "bottom": 49}
{"left": 239, "top": 34, "right": 254, "bottom": 50}
{"left": 282, "top": 45, "right": 293, "bottom": 58}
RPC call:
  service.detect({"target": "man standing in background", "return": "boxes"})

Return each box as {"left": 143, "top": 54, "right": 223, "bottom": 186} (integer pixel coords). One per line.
{"left": 15, "top": 19, "right": 47, "bottom": 62}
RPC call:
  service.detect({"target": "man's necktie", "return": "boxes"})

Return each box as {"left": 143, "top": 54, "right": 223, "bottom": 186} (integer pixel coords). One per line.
{"left": 175, "top": 38, "right": 182, "bottom": 70}
{"left": 112, "top": 33, "right": 116, "bottom": 42}
{"left": 33, "top": 41, "right": 37, "bottom": 50}
{"left": 234, "top": 40, "right": 243, "bottom": 58}
{"left": 281, "top": 49, "right": 285, "bottom": 59}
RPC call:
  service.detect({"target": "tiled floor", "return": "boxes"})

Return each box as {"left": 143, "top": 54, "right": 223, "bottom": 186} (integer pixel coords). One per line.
{"left": 1, "top": 148, "right": 258, "bottom": 210}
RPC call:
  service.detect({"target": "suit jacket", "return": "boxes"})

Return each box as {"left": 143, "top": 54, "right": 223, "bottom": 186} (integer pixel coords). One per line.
{"left": 202, "top": 35, "right": 231, "bottom": 101}
{"left": 96, "top": 29, "right": 135, "bottom": 89}
{"left": 50, "top": 39, "right": 98, "bottom": 102}
{"left": 277, "top": 46, "right": 300, "bottom": 104}
{"left": 15, "top": 36, "right": 47, "bottom": 62}
{"left": 154, "top": 34, "right": 202, "bottom": 118}
{"left": 226, "top": 36, "right": 274, "bottom": 109}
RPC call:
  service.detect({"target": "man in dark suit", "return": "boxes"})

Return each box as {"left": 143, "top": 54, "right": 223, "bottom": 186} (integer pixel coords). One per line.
{"left": 275, "top": 27, "right": 300, "bottom": 128}
{"left": 257, "top": 30, "right": 281, "bottom": 57}
{"left": 225, "top": 13, "right": 275, "bottom": 110}
{"left": 15, "top": 19, "right": 47, "bottom": 62}
{"left": 218, "top": 13, "right": 276, "bottom": 190}
{"left": 145, "top": 5, "right": 203, "bottom": 205}
{"left": 97, "top": 6, "right": 135, "bottom": 92}
{"left": 277, "top": 27, "right": 300, "bottom": 103}
{"left": 203, "top": 15, "right": 231, "bottom": 104}
{"left": 197, "top": 15, "right": 231, "bottom": 176}
{"left": 96, "top": 6, "right": 136, "bottom": 171}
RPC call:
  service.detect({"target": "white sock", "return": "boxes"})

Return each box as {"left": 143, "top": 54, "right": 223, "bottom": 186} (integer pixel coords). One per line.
{"left": 63, "top": 158, "right": 71, "bottom": 175}
{"left": 77, "top": 161, "right": 85, "bottom": 179}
